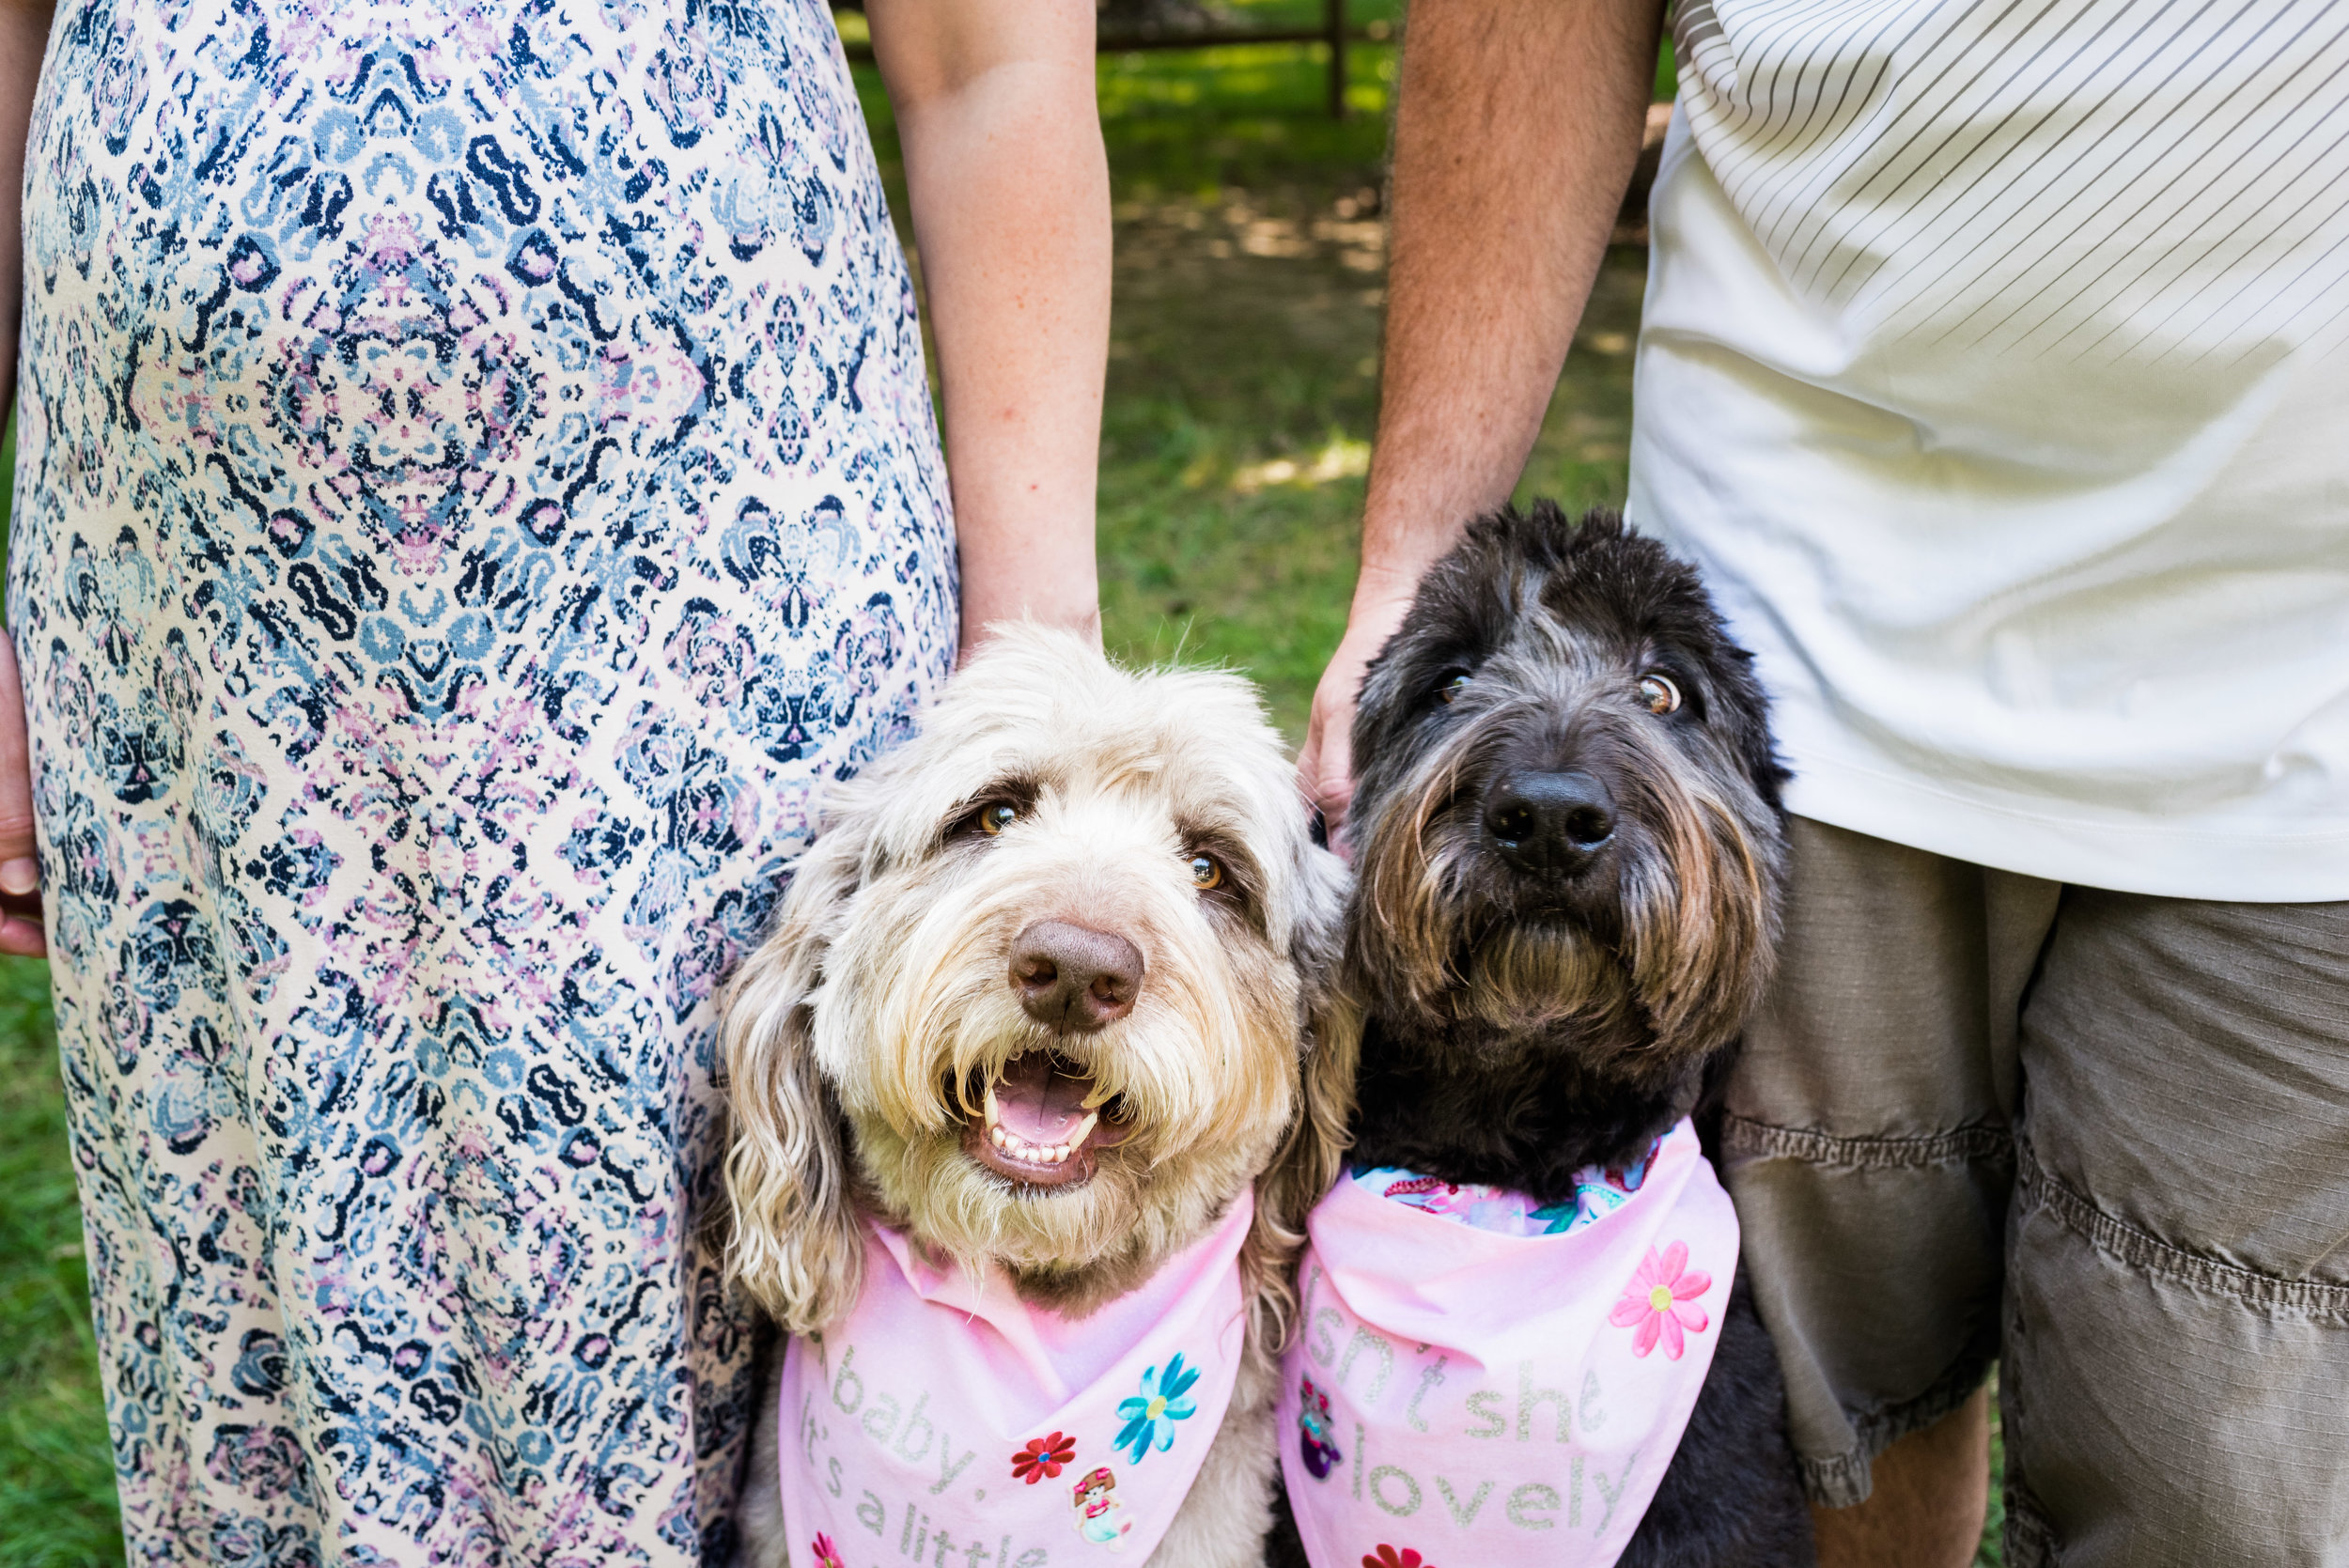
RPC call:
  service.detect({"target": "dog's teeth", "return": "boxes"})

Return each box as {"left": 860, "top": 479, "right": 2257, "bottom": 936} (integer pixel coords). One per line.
{"left": 990, "top": 1126, "right": 1006, "bottom": 1148}
{"left": 1056, "top": 1145, "right": 1072, "bottom": 1163}
{"left": 984, "top": 1087, "right": 1003, "bottom": 1129}
{"left": 1069, "top": 1111, "right": 1098, "bottom": 1148}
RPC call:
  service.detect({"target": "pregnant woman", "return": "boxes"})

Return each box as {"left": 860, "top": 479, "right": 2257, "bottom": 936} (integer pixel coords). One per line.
{"left": 0, "top": 0, "right": 1105, "bottom": 1559}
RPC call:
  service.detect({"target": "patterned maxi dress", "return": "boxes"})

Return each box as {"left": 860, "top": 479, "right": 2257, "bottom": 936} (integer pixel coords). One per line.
{"left": 11, "top": 0, "right": 957, "bottom": 1560}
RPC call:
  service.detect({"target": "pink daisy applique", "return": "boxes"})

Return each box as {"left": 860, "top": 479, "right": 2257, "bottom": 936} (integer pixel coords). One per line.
{"left": 1609, "top": 1240, "right": 1713, "bottom": 1359}
{"left": 810, "top": 1533, "right": 846, "bottom": 1568}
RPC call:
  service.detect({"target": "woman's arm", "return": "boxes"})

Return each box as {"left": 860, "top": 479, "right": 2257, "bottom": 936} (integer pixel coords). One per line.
{"left": 866, "top": 0, "right": 1109, "bottom": 660}
{"left": 0, "top": 0, "right": 51, "bottom": 956}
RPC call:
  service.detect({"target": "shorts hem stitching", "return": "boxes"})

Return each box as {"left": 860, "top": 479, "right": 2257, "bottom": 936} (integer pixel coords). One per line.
{"left": 1798, "top": 1451, "right": 1870, "bottom": 1511}
{"left": 2018, "top": 1140, "right": 2349, "bottom": 1321}
{"left": 1721, "top": 1113, "right": 2015, "bottom": 1172}
{"left": 1799, "top": 1351, "right": 1996, "bottom": 1509}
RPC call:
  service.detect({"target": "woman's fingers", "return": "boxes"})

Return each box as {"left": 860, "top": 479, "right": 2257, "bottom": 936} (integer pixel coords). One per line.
{"left": 0, "top": 903, "right": 44, "bottom": 956}
{"left": 0, "top": 628, "right": 46, "bottom": 957}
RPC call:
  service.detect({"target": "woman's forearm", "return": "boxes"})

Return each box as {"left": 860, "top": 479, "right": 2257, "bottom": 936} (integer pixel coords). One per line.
{"left": 0, "top": 0, "right": 49, "bottom": 956}
{"left": 0, "top": 0, "right": 51, "bottom": 429}
{"left": 869, "top": 0, "right": 1108, "bottom": 658}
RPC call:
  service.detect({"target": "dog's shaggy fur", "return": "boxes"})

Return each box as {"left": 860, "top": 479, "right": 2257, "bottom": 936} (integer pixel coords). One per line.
{"left": 1274, "top": 505, "right": 1813, "bottom": 1566}
{"left": 723, "top": 627, "right": 1354, "bottom": 1568}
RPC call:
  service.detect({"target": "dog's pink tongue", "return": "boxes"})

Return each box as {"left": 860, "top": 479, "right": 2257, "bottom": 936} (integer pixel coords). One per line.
{"left": 992, "top": 1053, "right": 1095, "bottom": 1145}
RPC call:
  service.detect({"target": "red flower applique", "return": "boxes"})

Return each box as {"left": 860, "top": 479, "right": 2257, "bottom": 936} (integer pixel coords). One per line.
{"left": 1011, "top": 1431, "right": 1078, "bottom": 1483}
{"left": 810, "top": 1533, "right": 846, "bottom": 1568}
{"left": 1362, "top": 1547, "right": 1435, "bottom": 1568}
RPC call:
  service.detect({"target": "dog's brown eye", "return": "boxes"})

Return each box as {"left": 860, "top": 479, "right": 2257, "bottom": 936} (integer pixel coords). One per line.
{"left": 1189, "top": 854, "right": 1223, "bottom": 891}
{"left": 1639, "top": 674, "right": 1682, "bottom": 715}
{"left": 979, "top": 802, "right": 1020, "bottom": 835}
{"left": 1439, "top": 673, "right": 1472, "bottom": 704}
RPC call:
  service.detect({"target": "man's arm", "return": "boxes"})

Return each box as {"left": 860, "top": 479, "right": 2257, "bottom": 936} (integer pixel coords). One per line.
{"left": 1299, "top": 0, "right": 1664, "bottom": 835}
{"left": 867, "top": 0, "right": 1109, "bottom": 660}
{"left": 0, "top": 0, "right": 52, "bottom": 956}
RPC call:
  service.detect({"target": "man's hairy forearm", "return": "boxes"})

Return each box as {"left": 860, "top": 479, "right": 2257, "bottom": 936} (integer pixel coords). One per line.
{"left": 1360, "top": 0, "right": 1663, "bottom": 598}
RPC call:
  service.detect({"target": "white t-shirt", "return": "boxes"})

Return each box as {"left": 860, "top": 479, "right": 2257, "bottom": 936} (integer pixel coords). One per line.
{"left": 1626, "top": 0, "right": 2349, "bottom": 900}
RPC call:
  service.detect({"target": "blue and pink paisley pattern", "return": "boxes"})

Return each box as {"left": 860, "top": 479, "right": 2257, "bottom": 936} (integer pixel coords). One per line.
{"left": 12, "top": 0, "right": 957, "bottom": 1560}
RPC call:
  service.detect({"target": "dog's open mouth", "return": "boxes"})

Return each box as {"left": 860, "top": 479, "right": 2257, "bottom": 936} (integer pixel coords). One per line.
{"left": 961, "top": 1050, "right": 1131, "bottom": 1188}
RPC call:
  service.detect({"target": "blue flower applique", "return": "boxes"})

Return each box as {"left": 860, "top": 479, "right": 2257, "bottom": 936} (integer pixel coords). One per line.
{"left": 1114, "top": 1352, "right": 1201, "bottom": 1464}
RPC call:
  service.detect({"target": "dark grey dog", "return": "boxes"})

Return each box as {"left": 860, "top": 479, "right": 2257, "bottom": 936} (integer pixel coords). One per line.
{"left": 1275, "top": 503, "right": 1813, "bottom": 1566}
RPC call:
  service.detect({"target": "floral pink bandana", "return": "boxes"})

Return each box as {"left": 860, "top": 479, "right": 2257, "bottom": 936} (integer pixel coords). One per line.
{"left": 1278, "top": 1119, "right": 1736, "bottom": 1568}
{"left": 780, "top": 1193, "right": 1252, "bottom": 1568}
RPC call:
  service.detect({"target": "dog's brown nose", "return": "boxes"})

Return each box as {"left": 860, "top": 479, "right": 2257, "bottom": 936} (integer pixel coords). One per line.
{"left": 1486, "top": 769, "right": 1616, "bottom": 874}
{"left": 1009, "top": 920, "right": 1144, "bottom": 1032}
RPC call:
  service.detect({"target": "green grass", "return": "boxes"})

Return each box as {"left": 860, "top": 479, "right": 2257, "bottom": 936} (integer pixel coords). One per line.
{"left": 0, "top": 12, "right": 2001, "bottom": 1562}
{"left": 0, "top": 957, "right": 118, "bottom": 1568}
{"left": 845, "top": 3, "right": 1653, "bottom": 733}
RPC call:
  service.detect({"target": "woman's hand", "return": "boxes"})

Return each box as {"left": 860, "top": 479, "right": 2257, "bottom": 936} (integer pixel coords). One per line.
{"left": 0, "top": 630, "right": 45, "bottom": 956}
{"left": 868, "top": 0, "right": 1109, "bottom": 662}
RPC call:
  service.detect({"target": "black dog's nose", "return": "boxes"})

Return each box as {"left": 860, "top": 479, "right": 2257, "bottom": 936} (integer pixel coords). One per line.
{"left": 1484, "top": 770, "right": 1616, "bottom": 873}
{"left": 1009, "top": 920, "right": 1144, "bottom": 1032}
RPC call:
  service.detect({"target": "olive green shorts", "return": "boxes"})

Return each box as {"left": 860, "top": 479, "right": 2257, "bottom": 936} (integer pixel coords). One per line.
{"left": 1722, "top": 817, "right": 2349, "bottom": 1568}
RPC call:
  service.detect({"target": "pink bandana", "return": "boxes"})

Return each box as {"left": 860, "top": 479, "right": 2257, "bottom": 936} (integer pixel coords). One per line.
{"left": 1278, "top": 1120, "right": 1736, "bottom": 1568}
{"left": 780, "top": 1193, "right": 1253, "bottom": 1568}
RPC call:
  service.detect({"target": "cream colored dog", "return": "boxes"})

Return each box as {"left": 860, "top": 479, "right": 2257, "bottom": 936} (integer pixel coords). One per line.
{"left": 723, "top": 627, "right": 1352, "bottom": 1568}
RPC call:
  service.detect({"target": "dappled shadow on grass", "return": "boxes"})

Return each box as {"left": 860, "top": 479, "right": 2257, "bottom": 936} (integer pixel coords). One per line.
{"left": 1097, "top": 185, "right": 1384, "bottom": 733}
{"left": 1100, "top": 174, "right": 1649, "bottom": 737}
{"left": 0, "top": 957, "right": 121, "bottom": 1568}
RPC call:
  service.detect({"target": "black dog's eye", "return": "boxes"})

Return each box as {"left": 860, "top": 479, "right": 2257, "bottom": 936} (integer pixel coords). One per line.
{"left": 1639, "top": 674, "right": 1682, "bottom": 715}
{"left": 977, "top": 802, "right": 1021, "bottom": 835}
{"left": 1438, "top": 672, "right": 1472, "bottom": 704}
{"left": 1189, "top": 853, "right": 1224, "bottom": 891}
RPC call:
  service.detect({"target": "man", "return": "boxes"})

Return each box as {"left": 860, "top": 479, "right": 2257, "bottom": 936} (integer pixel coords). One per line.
{"left": 1297, "top": 4, "right": 2349, "bottom": 1565}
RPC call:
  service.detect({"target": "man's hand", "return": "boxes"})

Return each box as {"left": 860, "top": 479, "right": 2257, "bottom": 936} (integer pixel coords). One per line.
{"left": 1296, "top": 576, "right": 1417, "bottom": 855}
{"left": 0, "top": 630, "right": 44, "bottom": 956}
{"left": 1299, "top": 0, "right": 1664, "bottom": 840}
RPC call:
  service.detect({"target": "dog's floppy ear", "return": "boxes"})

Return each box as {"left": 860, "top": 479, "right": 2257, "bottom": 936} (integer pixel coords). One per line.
{"left": 1247, "top": 836, "right": 1361, "bottom": 1354}
{"left": 722, "top": 817, "right": 869, "bottom": 1335}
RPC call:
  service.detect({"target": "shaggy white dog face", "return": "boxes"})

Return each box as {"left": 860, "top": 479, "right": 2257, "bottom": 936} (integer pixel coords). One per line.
{"left": 723, "top": 629, "right": 1351, "bottom": 1329}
